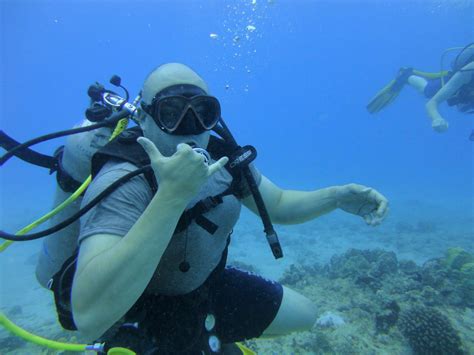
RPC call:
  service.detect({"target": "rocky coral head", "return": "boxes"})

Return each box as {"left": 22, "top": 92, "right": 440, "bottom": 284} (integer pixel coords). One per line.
{"left": 444, "top": 247, "right": 474, "bottom": 270}
{"left": 398, "top": 306, "right": 465, "bottom": 355}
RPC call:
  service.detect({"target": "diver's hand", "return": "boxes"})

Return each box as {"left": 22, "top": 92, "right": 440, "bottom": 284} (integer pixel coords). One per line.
{"left": 431, "top": 117, "right": 449, "bottom": 133}
{"left": 335, "top": 184, "right": 389, "bottom": 226}
{"left": 137, "top": 137, "right": 228, "bottom": 202}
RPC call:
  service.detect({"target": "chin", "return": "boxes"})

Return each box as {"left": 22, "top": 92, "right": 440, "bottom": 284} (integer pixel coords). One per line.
{"left": 178, "top": 132, "right": 211, "bottom": 149}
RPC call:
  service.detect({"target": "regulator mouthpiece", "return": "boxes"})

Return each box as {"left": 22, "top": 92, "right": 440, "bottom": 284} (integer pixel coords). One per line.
{"left": 192, "top": 147, "right": 211, "bottom": 165}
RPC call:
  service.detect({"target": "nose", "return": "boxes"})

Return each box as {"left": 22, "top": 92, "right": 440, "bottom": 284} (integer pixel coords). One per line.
{"left": 173, "top": 108, "right": 206, "bottom": 135}
{"left": 181, "top": 109, "right": 200, "bottom": 130}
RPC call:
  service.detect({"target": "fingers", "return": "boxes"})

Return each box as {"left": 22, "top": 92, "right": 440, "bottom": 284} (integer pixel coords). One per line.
{"left": 347, "top": 184, "right": 371, "bottom": 197}
{"left": 369, "top": 190, "right": 389, "bottom": 220}
{"left": 359, "top": 187, "right": 389, "bottom": 226}
{"left": 208, "top": 156, "right": 229, "bottom": 176}
{"left": 360, "top": 187, "right": 372, "bottom": 194}
{"left": 363, "top": 214, "right": 373, "bottom": 225}
{"left": 367, "top": 214, "right": 383, "bottom": 226}
{"left": 137, "top": 137, "right": 164, "bottom": 161}
{"left": 358, "top": 186, "right": 389, "bottom": 218}
{"left": 375, "top": 197, "right": 389, "bottom": 220}
{"left": 176, "top": 143, "right": 208, "bottom": 165}
{"left": 363, "top": 211, "right": 382, "bottom": 226}
{"left": 176, "top": 143, "right": 194, "bottom": 154}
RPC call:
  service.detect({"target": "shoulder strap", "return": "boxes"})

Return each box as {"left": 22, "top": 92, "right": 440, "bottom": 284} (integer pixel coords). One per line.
{"left": 207, "top": 135, "right": 247, "bottom": 197}
{"left": 91, "top": 126, "right": 157, "bottom": 193}
{"left": 207, "top": 135, "right": 237, "bottom": 162}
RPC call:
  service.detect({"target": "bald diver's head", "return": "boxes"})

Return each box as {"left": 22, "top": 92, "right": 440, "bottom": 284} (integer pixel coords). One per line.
{"left": 139, "top": 63, "right": 215, "bottom": 156}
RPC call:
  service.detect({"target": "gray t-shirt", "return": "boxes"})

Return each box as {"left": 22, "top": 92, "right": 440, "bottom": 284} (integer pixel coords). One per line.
{"left": 79, "top": 158, "right": 261, "bottom": 295}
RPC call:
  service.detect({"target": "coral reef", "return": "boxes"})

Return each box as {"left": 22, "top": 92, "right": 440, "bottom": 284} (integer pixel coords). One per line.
{"left": 316, "top": 311, "right": 345, "bottom": 328}
{"left": 444, "top": 247, "right": 474, "bottom": 270}
{"left": 375, "top": 300, "right": 400, "bottom": 334}
{"left": 328, "top": 249, "right": 398, "bottom": 283}
{"left": 460, "top": 262, "right": 474, "bottom": 305}
{"left": 259, "top": 248, "right": 473, "bottom": 354}
{"left": 398, "top": 306, "right": 465, "bottom": 355}
{"left": 322, "top": 247, "right": 474, "bottom": 309}
{"left": 411, "top": 248, "right": 474, "bottom": 308}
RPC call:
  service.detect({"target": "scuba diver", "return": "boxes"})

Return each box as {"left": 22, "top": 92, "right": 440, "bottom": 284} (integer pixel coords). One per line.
{"left": 367, "top": 43, "right": 474, "bottom": 140}
{"left": 1, "top": 63, "right": 389, "bottom": 354}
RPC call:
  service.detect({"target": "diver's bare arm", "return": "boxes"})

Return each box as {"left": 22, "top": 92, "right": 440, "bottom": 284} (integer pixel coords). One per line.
{"left": 243, "top": 177, "right": 388, "bottom": 226}
{"left": 426, "top": 62, "right": 474, "bottom": 123}
{"left": 242, "top": 176, "right": 338, "bottom": 224}
{"left": 71, "top": 187, "right": 187, "bottom": 340}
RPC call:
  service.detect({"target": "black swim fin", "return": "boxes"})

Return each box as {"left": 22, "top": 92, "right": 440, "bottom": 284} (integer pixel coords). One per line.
{"left": 367, "top": 67, "right": 414, "bottom": 114}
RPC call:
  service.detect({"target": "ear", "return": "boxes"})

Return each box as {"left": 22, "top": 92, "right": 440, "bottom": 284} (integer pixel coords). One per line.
{"left": 135, "top": 107, "right": 147, "bottom": 124}
{"left": 138, "top": 112, "right": 155, "bottom": 139}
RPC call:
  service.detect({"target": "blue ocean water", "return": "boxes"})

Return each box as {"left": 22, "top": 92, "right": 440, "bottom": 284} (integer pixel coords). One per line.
{"left": 0, "top": 0, "right": 473, "bottom": 353}
{"left": 1, "top": 0, "right": 472, "bottom": 204}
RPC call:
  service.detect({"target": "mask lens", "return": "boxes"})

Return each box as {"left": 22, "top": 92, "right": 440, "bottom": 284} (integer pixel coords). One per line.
{"left": 192, "top": 96, "right": 221, "bottom": 129}
{"left": 147, "top": 94, "right": 221, "bottom": 134}
{"left": 156, "top": 96, "right": 188, "bottom": 131}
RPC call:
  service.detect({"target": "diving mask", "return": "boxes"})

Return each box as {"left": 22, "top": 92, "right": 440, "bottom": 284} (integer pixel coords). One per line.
{"left": 141, "top": 84, "right": 221, "bottom": 135}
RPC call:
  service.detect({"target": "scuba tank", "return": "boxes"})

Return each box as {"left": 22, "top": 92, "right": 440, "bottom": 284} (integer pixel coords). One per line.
{"left": 34, "top": 77, "right": 135, "bottom": 288}
{"left": 445, "top": 43, "right": 474, "bottom": 114}
{"left": 62, "top": 120, "right": 113, "bottom": 184}
{"left": 35, "top": 119, "right": 113, "bottom": 288}
{"left": 451, "top": 43, "right": 474, "bottom": 72}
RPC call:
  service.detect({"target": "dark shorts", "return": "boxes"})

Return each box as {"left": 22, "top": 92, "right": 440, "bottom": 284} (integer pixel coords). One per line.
{"left": 424, "top": 78, "right": 442, "bottom": 98}
{"left": 213, "top": 267, "right": 283, "bottom": 342}
{"left": 102, "top": 266, "right": 283, "bottom": 354}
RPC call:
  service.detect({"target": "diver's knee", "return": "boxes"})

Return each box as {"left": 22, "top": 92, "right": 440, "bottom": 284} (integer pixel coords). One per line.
{"left": 262, "top": 286, "right": 317, "bottom": 336}
{"left": 291, "top": 290, "right": 318, "bottom": 330}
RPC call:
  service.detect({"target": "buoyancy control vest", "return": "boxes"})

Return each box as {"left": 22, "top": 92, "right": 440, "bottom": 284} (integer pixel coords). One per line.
{"left": 446, "top": 61, "right": 474, "bottom": 113}
{"left": 447, "top": 45, "right": 474, "bottom": 113}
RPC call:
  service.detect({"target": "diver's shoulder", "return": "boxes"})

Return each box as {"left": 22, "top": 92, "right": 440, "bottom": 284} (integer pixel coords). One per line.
{"left": 462, "top": 61, "right": 474, "bottom": 71}
{"left": 93, "top": 159, "right": 143, "bottom": 182}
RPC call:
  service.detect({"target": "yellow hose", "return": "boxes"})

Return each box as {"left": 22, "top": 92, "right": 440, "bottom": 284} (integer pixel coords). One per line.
{"left": 409, "top": 46, "right": 467, "bottom": 85}
{"left": 2, "top": 310, "right": 251, "bottom": 355}
{"left": 0, "top": 176, "right": 91, "bottom": 252}
{"left": 412, "top": 69, "right": 450, "bottom": 80}
{"left": 0, "top": 312, "right": 90, "bottom": 352}
{"left": 236, "top": 342, "right": 257, "bottom": 354}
